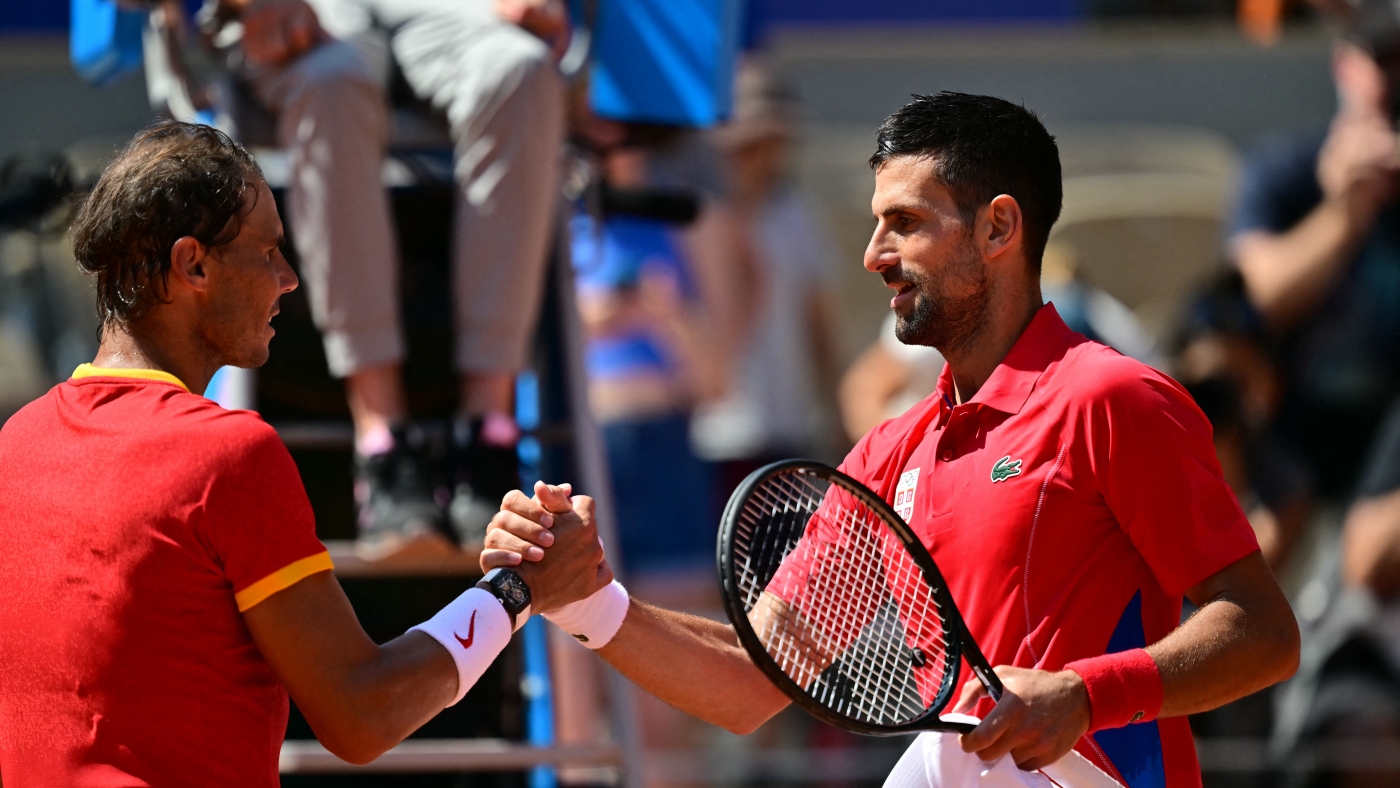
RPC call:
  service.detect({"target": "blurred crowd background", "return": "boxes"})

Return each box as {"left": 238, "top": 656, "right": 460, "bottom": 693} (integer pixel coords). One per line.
{"left": 4, "top": 0, "right": 1400, "bottom": 786}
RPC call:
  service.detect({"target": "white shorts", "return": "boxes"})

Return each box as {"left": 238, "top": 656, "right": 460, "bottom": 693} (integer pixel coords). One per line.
{"left": 883, "top": 715, "right": 1124, "bottom": 788}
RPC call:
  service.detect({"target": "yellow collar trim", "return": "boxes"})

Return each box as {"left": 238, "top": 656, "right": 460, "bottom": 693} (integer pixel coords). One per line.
{"left": 71, "top": 363, "right": 189, "bottom": 392}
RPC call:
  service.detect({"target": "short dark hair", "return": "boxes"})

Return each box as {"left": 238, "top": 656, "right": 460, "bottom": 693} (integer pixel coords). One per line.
{"left": 71, "top": 121, "right": 263, "bottom": 326}
{"left": 870, "top": 92, "right": 1062, "bottom": 268}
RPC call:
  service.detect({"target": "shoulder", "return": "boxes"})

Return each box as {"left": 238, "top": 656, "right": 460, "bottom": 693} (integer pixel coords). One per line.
{"left": 1058, "top": 341, "right": 1196, "bottom": 417}
{"left": 163, "top": 398, "right": 289, "bottom": 465}
{"left": 0, "top": 386, "right": 61, "bottom": 452}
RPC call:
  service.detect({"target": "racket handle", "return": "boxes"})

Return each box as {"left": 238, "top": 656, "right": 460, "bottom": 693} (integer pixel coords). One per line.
{"left": 971, "top": 661, "right": 1004, "bottom": 703}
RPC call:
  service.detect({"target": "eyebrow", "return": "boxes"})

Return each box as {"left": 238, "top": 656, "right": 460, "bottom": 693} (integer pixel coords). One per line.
{"left": 874, "top": 201, "right": 931, "bottom": 218}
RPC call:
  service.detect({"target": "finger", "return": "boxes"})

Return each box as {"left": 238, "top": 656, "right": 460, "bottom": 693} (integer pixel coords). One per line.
{"left": 483, "top": 527, "right": 545, "bottom": 562}
{"left": 1012, "top": 744, "right": 1061, "bottom": 773}
{"left": 479, "top": 548, "right": 524, "bottom": 571}
{"left": 488, "top": 510, "right": 555, "bottom": 548}
{"left": 534, "top": 480, "right": 573, "bottom": 513}
{"left": 952, "top": 677, "right": 988, "bottom": 713}
{"left": 570, "top": 494, "right": 595, "bottom": 520}
{"left": 960, "top": 697, "right": 1018, "bottom": 756}
{"left": 501, "top": 489, "right": 555, "bottom": 527}
{"left": 488, "top": 512, "right": 556, "bottom": 550}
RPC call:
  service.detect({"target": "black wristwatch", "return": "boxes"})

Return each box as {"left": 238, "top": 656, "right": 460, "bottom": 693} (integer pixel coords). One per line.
{"left": 477, "top": 568, "right": 532, "bottom": 629}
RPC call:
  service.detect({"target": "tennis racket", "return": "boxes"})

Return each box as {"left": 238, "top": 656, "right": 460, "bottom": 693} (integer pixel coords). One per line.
{"left": 717, "top": 459, "right": 1001, "bottom": 736}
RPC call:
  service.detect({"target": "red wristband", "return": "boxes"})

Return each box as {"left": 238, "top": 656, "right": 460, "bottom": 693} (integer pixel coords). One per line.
{"left": 1064, "top": 648, "right": 1163, "bottom": 732}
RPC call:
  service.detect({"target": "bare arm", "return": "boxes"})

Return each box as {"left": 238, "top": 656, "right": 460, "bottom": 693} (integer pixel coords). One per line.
{"left": 1341, "top": 487, "right": 1400, "bottom": 598}
{"left": 1233, "top": 208, "right": 1365, "bottom": 331}
{"left": 838, "top": 342, "right": 913, "bottom": 442}
{"left": 243, "top": 573, "right": 457, "bottom": 765}
{"left": 957, "top": 551, "right": 1298, "bottom": 770}
{"left": 1152, "top": 550, "right": 1300, "bottom": 716}
{"left": 596, "top": 599, "right": 791, "bottom": 734}
{"left": 482, "top": 485, "right": 790, "bottom": 735}
{"left": 245, "top": 485, "right": 607, "bottom": 765}
{"left": 1233, "top": 111, "right": 1397, "bottom": 330}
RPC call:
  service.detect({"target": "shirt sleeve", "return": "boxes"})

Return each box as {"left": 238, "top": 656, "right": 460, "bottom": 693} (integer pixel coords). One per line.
{"left": 1226, "top": 133, "right": 1325, "bottom": 240}
{"left": 200, "top": 416, "right": 329, "bottom": 612}
{"left": 1088, "top": 366, "right": 1260, "bottom": 597}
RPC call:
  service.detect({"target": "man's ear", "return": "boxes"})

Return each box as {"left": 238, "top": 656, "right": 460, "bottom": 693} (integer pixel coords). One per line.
{"left": 982, "top": 194, "right": 1024, "bottom": 262}
{"left": 169, "top": 236, "right": 211, "bottom": 293}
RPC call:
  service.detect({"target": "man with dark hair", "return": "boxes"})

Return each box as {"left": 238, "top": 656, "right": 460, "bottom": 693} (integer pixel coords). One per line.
{"left": 0, "top": 121, "right": 608, "bottom": 786}
{"left": 482, "top": 93, "right": 1301, "bottom": 786}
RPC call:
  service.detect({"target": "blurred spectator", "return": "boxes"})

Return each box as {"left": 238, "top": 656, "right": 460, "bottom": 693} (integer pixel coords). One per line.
{"left": 0, "top": 150, "right": 96, "bottom": 418}
{"left": 571, "top": 136, "right": 733, "bottom": 576}
{"left": 1301, "top": 395, "right": 1400, "bottom": 788}
{"left": 1344, "top": 399, "right": 1400, "bottom": 598}
{"left": 690, "top": 63, "right": 842, "bottom": 487}
{"left": 1174, "top": 271, "right": 1315, "bottom": 575}
{"left": 839, "top": 246, "right": 1162, "bottom": 441}
{"left": 1227, "top": 0, "right": 1400, "bottom": 498}
{"left": 196, "top": 0, "right": 567, "bottom": 559}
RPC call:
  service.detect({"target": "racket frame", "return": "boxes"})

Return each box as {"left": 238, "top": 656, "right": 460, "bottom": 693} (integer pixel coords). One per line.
{"left": 718, "top": 459, "right": 1004, "bottom": 736}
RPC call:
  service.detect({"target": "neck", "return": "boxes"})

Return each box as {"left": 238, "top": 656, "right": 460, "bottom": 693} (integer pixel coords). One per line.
{"left": 943, "top": 282, "right": 1042, "bottom": 403}
{"left": 91, "top": 317, "right": 219, "bottom": 395}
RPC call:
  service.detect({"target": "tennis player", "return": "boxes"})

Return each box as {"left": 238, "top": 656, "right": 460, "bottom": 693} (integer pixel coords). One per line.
{"left": 0, "top": 121, "right": 609, "bottom": 786}
{"left": 483, "top": 93, "right": 1301, "bottom": 787}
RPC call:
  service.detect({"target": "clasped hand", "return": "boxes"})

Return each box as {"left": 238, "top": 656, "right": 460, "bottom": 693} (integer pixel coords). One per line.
{"left": 480, "top": 481, "right": 1091, "bottom": 771}
{"left": 480, "top": 481, "right": 612, "bottom": 614}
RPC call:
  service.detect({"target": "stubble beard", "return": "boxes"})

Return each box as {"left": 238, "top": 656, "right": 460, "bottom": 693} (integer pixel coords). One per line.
{"left": 892, "top": 234, "right": 991, "bottom": 356}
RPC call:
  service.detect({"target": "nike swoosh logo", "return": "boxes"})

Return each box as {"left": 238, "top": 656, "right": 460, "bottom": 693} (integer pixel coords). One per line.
{"left": 455, "top": 611, "right": 477, "bottom": 649}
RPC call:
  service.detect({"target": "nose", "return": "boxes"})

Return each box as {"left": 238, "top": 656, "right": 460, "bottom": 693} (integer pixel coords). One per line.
{"left": 277, "top": 252, "right": 299, "bottom": 294}
{"left": 864, "top": 220, "right": 897, "bottom": 274}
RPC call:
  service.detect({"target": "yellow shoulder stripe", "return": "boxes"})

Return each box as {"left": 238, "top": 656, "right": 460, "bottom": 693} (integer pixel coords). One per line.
{"left": 71, "top": 364, "right": 189, "bottom": 392}
{"left": 235, "top": 551, "right": 335, "bottom": 612}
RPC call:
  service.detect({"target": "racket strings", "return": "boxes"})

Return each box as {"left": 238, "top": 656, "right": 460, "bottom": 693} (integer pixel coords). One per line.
{"left": 732, "top": 469, "right": 954, "bottom": 727}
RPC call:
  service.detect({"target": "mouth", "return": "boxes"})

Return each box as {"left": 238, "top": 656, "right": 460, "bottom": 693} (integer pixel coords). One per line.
{"left": 889, "top": 282, "right": 917, "bottom": 310}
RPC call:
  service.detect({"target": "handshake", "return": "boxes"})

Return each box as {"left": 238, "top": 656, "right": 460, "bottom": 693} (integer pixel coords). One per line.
{"left": 478, "top": 481, "right": 629, "bottom": 647}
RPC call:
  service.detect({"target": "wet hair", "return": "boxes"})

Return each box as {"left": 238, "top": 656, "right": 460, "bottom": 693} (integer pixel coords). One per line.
{"left": 870, "top": 92, "right": 1063, "bottom": 269}
{"left": 70, "top": 120, "right": 263, "bottom": 326}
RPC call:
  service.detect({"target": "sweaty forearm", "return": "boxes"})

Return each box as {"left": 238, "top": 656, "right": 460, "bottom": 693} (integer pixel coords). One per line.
{"left": 1233, "top": 200, "right": 1365, "bottom": 330}
{"left": 597, "top": 598, "right": 789, "bottom": 734}
{"left": 1148, "top": 558, "right": 1299, "bottom": 718}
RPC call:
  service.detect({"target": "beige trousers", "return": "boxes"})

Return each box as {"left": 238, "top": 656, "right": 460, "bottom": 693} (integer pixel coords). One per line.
{"left": 244, "top": 0, "right": 565, "bottom": 378}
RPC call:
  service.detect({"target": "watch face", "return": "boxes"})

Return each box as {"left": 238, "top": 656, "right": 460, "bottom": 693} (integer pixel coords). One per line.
{"left": 494, "top": 570, "right": 531, "bottom": 611}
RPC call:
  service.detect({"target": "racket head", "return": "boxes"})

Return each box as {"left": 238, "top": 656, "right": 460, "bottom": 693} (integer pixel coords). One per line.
{"left": 717, "top": 459, "right": 975, "bottom": 735}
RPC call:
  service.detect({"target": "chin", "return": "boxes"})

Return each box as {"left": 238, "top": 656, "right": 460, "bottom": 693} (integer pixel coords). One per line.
{"left": 224, "top": 345, "right": 271, "bottom": 370}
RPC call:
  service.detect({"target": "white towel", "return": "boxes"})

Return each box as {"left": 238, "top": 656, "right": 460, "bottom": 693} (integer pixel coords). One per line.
{"left": 882, "top": 715, "right": 1124, "bottom": 788}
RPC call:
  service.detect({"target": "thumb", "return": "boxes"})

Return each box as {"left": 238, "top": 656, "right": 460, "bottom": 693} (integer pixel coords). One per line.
{"left": 534, "top": 480, "right": 574, "bottom": 513}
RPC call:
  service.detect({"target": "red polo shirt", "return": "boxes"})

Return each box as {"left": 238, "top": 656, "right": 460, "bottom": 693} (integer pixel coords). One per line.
{"left": 0, "top": 366, "right": 331, "bottom": 786}
{"left": 810, "top": 305, "right": 1257, "bottom": 788}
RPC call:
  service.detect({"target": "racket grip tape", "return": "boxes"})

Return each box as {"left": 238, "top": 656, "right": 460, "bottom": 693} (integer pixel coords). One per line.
{"left": 1064, "top": 648, "right": 1163, "bottom": 732}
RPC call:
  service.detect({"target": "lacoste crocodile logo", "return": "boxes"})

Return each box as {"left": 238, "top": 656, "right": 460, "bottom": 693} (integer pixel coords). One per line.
{"left": 990, "top": 456, "right": 1023, "bottom": 483}
{"left": 455, "top": 611, "right": 477, "bottom": 649}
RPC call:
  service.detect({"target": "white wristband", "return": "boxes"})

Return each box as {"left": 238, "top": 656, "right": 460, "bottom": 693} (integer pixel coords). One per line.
{"left": 408, "top": 587, "right": 513, "bottom": 706}
{"left": 543, "top": 580, "right": 630, "bottom": 649}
